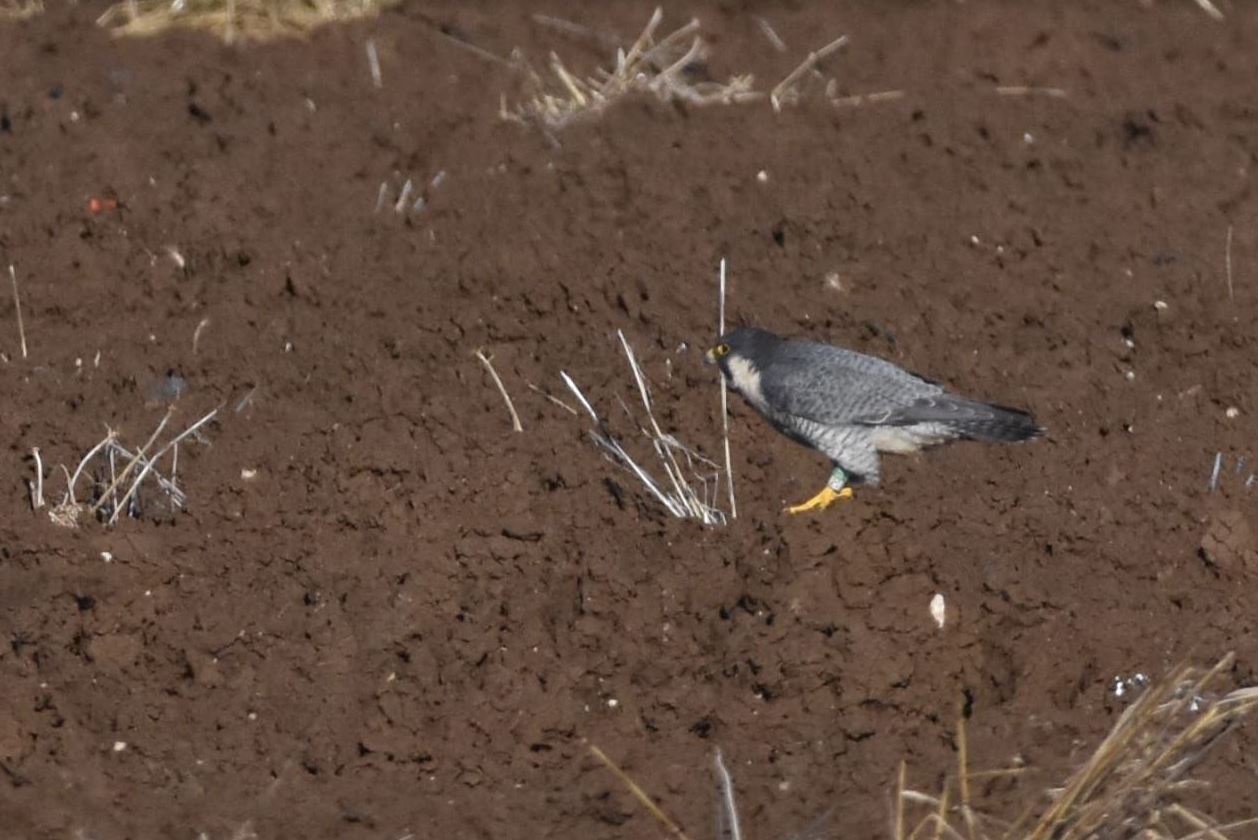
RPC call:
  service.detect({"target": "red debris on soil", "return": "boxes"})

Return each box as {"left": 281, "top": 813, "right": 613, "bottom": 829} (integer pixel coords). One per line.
{"left": 1, "top": 2, "right": 1257, "bottom": 838}
{"left": 86, "top": 196, "right": 119, "bottom": 214}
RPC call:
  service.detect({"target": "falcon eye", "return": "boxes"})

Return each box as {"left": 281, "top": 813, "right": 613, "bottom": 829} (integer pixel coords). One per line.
{"left": 714, "top": 343, "right": 730, "bottom": 357}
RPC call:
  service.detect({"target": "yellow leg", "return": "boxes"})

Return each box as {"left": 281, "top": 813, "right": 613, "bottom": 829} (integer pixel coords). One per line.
{"left": 785, "top": 484, "right": 854, "bottom": 514}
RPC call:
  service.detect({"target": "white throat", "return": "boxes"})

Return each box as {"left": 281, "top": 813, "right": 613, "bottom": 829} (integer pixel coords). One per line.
{"left": 725, "top": 356, "right": 766, "bottom": 411}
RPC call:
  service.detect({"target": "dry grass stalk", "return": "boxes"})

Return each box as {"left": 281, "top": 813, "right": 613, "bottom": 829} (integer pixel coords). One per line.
{"left": 717, "top": 259, "right": 737, "bottom": 520}
{"left": 770, "top": 34, "right": 848, "bottom": 111}
{"left": 96, "top": 0, "right": 398, "bottom": 42}
{"left": 365, "top": 38, "right": 382, "bottom": 88}
{"left": 900, "top": 654, "right": 1258, "bottom": 840}
{"left": 994, "top": 85, "right": 1068, "bottom": 99}
{"left": 9, "top": 264, "right": 27, "bottom": 359}
{"left": 105, "top": 406, "right": 217, "bottom": 524}
{"left": 713, "top": 748, "right": 743, "bottom": 840}
{"left": 754, "top": 16, "right": 786, "bottom": 52}
{"left": 90, "top": 408, "right": 173, "bottom": 515}
{"left": 27, "top": 447, "right": 44, "bottom": 509}
{"left": 895, "top": 760, "right": 908, "bottom": 840}
{"left": 192, "top": 317, "right": 211, "bottom": 353}
{"left": 525, "top": 381, "right": 578, "bottom": 416}
{"left": 0, "top": 0, "right": 42, "bottom": 20}
{"left": 503, "top": 7, "right": 763, "bottom": 131}
{"left": 587, "top": 742, "right": 694, "bottom": 840}
{"left": 1225, "top": 224, "right": 1234, "bottom": 302}
{"left": 474, "top": 348, "right": 523, "bottom": 433}
{"left": 831, "top": 89, "right": 906, "bottom": 108}
{"left": 1192, "top": 0, "right": 1225, "bottom": 20}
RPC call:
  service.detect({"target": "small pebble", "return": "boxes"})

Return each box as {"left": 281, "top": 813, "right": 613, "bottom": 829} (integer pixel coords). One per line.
{"left": 756, "top": 170, "right": 769, "bottom": 183}
{"left": 1153, "top": 300, "right": 1168, "bottom": 311}
{"left": 929, "top": 593, "right": 946, "bottom": 629}
{"left": 1226, "top": 407, "right": 1240, "bottom": 419}
{"left": 112, "top": 741, "right": 127, "bottom": 752}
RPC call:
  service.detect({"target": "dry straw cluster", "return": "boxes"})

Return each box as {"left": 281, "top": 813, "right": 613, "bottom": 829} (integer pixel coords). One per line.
{"left": 593, "top": 654, "right": 1258, "bottom": 840}
{"left": 29, "top": 406, "right": 220, "bottom": 528}
{"left": 0, "top": 0, "right": 43, "bottom": 21}
{"left": 96, "top": 0, "right": 397, "bottom": 42}
{"left": 502, "top": 8, "right": 761, "bottom": 131}
{"left": 561, "top": 329, "right": 731, "bottom": 527}
{"left": 898, "top": 654, "right": 1258, "bottom": 840}
{"left": 502, "top": 7, "right": 847, "bottom": 131}
{"left": 556, "top": 261, "right": 736, "bottom": 527}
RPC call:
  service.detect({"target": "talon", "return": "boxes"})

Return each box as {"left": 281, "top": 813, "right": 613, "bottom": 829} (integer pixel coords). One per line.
{"left": 785, "top": 485, "right": 853, "bottom": 514}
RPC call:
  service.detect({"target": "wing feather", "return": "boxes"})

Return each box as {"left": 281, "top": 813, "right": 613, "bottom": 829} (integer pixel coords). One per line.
{"left": 758, "top": 341, "right": 942, "bottom": 426}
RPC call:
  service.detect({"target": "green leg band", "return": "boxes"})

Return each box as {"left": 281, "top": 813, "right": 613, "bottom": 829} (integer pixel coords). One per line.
{"left": 827, "top": 466, "right": 848, "bottom": 492}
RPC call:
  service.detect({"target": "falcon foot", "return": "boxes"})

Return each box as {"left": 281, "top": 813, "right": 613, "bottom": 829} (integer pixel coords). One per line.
{"left": 785, "top": 485, "right": 853, "bottom": 514}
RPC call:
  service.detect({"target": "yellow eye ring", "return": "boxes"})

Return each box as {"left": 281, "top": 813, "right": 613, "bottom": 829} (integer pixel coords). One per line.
{"left": 713, "top": 343, "right": 731, "bottom": 357}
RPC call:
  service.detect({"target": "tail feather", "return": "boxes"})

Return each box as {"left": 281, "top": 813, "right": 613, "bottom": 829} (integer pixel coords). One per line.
{"left": 876, "top": 394, "right": 1045, "bottom": 442}
{"left": 949, "top": 399, "right": 1043, "bottom": 442}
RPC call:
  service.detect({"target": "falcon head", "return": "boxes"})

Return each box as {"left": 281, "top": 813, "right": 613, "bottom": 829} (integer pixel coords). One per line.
{"left": 705, "top": 326, "right": 783, "bottom": 409}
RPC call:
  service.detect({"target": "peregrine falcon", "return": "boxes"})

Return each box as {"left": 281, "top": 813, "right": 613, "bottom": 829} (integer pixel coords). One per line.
{"left": 706, "top": 326, "right": 1042, "bottom": 513}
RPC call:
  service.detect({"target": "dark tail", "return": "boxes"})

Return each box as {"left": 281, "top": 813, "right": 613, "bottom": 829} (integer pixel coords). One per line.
{"left": 950, "top": 399, "right": 1044, "bottom": 442}
{"left": 885, "top": 395, "right": 1045, "bottom": 442}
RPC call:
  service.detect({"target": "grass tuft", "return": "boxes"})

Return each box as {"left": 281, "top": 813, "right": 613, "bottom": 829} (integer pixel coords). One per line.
{"left": 502, "top": 7, "right": 764, "bottom": 132}
{"left": 97, "top": 0, "right": 398, "bottom": 43}
{"left": 33, "top": 405, "right": 221, "bottom": 528}
{"left": 900, "top": 653, "right": 1258, "bottom": 840}
{"left": 590, "top": 655, "right": 1257, "bottom": 839}
{"left": 561, "top": 330, "right": 730, "bottom": 525}
{"left": 0, "top": 0, "right": 43, "bottom": 21}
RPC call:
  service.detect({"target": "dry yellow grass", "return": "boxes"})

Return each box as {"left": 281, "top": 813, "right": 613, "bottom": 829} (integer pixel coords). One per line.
{"left": 900, "top": 653, "right": 1258, "bottom": 840}
{"left": 96, "top": 0, "right": 397, "bottom": 43}
{"left": 591, "top": 655, "right": 1257, "bottom": 839}
{"left": 0, "top": 0, "right": 43, "bottom": 21}
{"left": 502, "top": 7, "right": 763, "bottom": 132}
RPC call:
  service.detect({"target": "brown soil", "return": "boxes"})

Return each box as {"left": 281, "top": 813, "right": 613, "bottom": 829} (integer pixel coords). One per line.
{"left": 3, "top": 2, "right": 1258, "bottom": 838}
